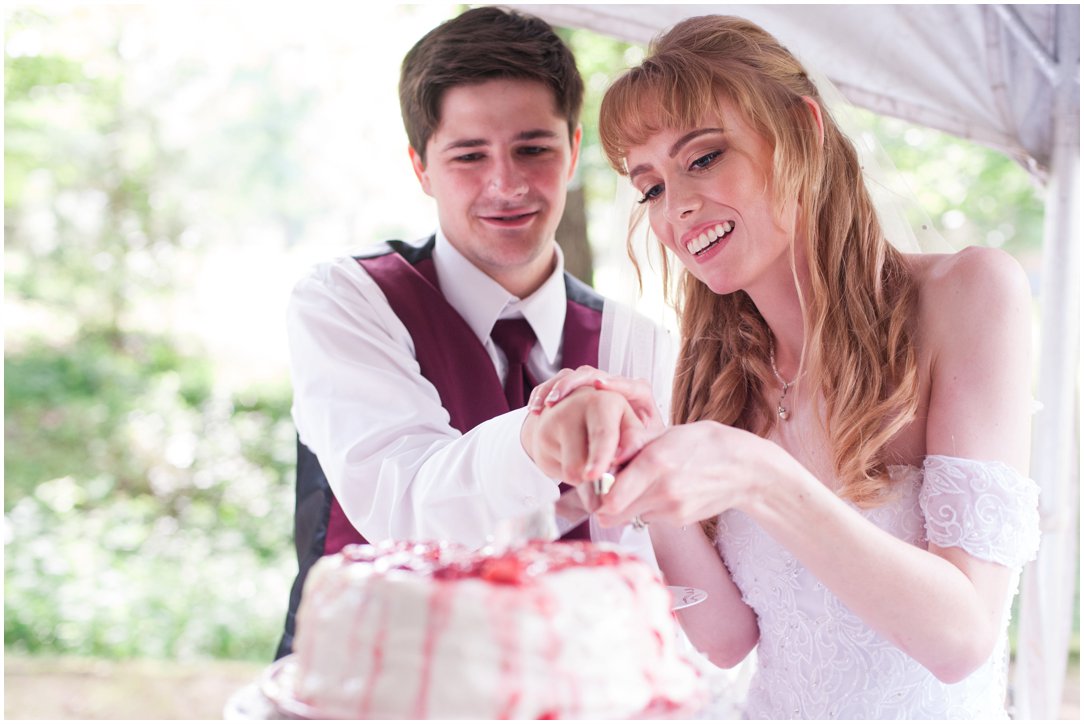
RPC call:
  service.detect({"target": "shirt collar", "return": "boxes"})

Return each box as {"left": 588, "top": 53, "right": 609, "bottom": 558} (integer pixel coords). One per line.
{"left": 432, "top": 228, "right": 566, "bottom": 366}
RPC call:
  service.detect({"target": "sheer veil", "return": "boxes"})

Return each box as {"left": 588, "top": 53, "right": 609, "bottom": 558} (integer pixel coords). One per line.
{"left": 813, "top": 70, "right": 955, "bottom": 256}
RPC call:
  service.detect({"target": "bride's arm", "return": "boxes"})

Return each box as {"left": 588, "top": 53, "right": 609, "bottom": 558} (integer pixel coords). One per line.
{"left": 600, "top": 247, "right": 1035, "bottom": 683}
{"left": 741, "top": 453, "right": 1015, "bottom": 684}
{"left": 649, "top": 522, "right": 759, "bottom": 668}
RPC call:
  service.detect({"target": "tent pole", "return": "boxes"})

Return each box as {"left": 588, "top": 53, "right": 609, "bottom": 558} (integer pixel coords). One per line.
{"left": 1012, "top": 4, "right": 1081, "bottom": 718}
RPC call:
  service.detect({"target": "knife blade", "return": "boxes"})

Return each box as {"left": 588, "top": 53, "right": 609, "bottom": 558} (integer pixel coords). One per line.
{"left": 490, "top": 473, "right": 615, "bottom": 548}
{"left": 552, "top": 483, "right": 599, "bottom": 538}
{"left": 554, "top": 468, "right": 628, "bottom": 538}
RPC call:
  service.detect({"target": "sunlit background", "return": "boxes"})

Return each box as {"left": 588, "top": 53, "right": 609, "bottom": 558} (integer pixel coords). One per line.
{"left": 3, "top": 3, "right": 1063, "bottom": 718}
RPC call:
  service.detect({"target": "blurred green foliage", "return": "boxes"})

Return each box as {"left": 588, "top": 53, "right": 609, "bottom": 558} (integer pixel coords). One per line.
{"left": 4, "top": 7, "right": 300, "bottom": 662}
{"left": 854, "top": 110, "right": 1045, "bottom": 255}
{"left": 4, "top": 337, "right": 298, "bottom": 659}
{"left": 5, "top": 332, "right": 210, "bottom": 502}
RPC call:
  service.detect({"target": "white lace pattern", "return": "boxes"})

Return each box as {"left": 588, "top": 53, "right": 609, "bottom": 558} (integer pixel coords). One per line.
{"left": 715, "top": 455, "right": 1041, "bottom": 719}
{"left": 920, "top": 456, "right": 1041, "bottom": 568}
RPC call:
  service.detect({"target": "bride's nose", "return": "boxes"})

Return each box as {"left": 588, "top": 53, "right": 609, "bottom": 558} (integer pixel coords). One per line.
{"left": 664, "top": 181, "right": 701, "bottom": 222}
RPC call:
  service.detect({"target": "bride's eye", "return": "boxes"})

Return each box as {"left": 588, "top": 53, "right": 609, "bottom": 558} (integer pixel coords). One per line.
{"left": 690, "top": 150, "right": 723, "bottom": 171}
{"left": 636, "top": 183, "right": 663, "bottom": 205}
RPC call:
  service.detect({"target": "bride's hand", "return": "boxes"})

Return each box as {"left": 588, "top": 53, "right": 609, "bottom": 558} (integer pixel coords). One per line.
{"left": 594, "top": 421, "right": 782, "bottom": 528}
{"left": 527, "top": 366, "right": 664, "bottom": 435}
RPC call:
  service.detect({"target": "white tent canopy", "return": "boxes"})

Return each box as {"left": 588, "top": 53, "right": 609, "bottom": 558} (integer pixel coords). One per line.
{"left": 521, "top": 4, "right": 1073, "bottom": 173}
{"left": 515, "top": 3, "right": 1080, "bottom": 718}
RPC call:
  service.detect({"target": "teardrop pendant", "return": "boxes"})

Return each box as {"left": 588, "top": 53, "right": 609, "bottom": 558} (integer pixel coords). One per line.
{"left": 769, "top": 339, "right": 799, "bottom": 423}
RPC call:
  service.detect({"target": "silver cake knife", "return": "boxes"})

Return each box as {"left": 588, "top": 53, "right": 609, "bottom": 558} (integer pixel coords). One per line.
{"left": 490, "top": 473, "right": 618, "bottom": 547}
{"left": 555, "top": 471, "right": 626, "bottom": 534}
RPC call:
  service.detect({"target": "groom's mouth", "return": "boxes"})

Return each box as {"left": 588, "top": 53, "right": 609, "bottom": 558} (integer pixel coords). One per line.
{"left": 481, "top": 210, "right": 539, "bottom": 227}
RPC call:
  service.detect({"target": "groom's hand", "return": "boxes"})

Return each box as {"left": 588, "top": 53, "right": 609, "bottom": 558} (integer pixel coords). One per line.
{"left": 520, "top": 387, "right": 650, "bottom": 484}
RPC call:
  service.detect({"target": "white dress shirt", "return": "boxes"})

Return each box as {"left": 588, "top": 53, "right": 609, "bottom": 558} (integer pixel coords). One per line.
{"left": 287, "top": 230, "right": 673, "bottom": 549}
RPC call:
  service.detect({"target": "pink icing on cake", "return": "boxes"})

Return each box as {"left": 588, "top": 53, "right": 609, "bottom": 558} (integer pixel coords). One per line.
{"left": 292, "top": 540, "right": 704, "bottom": 719}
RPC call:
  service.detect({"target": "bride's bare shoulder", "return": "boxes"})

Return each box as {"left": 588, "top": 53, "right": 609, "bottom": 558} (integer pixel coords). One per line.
{"left": 906, "top": 246, "right": 1026, "bottom": 286}
{"left": 904, "top": 246, "right": 1031, "bottom": 335}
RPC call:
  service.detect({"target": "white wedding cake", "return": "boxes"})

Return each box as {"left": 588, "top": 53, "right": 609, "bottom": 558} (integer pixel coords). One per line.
{"left": 290, "top": 539, "right": 705, "bottom": 719}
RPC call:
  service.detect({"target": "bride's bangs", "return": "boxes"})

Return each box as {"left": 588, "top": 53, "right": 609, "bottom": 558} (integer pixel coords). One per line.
{"left": 600, "top": 75, "right": 663, "bottom": 173}
{"left": 600, "top": 59, "right": 720, "bottom": 174}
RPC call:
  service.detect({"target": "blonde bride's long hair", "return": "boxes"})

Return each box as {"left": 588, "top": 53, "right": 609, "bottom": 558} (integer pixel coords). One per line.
{"left": 599, "top": 16, "right": 919, "bottom": 507}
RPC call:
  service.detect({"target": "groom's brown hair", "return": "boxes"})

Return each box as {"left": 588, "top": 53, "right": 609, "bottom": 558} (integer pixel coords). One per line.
{"left": 399, "top": 6, "right": 584, "bottom": 163}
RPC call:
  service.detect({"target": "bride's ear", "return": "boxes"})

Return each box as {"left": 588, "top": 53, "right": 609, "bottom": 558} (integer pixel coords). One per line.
{"left": 801, "top": 96, "right": 825, "bottom": 146}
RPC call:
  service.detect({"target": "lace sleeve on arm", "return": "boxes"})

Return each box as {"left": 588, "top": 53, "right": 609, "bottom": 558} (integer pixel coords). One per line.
{"left": 919, "top": 455, "right": 1041, "bottom": 568}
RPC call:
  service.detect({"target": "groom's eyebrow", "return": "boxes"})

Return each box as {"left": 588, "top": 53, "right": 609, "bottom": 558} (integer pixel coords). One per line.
{"left": 628, "top": 127, "right": 727, "bottom": 180}
{"left": 441, "top": 129, "right": 560, "bottom": 153}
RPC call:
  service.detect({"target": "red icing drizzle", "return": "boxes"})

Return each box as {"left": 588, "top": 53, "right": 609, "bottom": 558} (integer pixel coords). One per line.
{"left": 296, "top": 571, "right": 352, "bottom": 705}
{"left": 491, "top": 586, "right": 522, "bottom": 719}
{"left": 339, "top": 539, "right": 628, "bottom": 585}
{"left": 415, "top": 583, "right": 454, "bottom": 719}
{"left": 358, "top": 598, "right": 388, "bottom": 716}
{"left": 543, "top": 587, "right": 579, "bottom": 718}
{"left": 343, "top": 584, "right": 370, "bottom": 711}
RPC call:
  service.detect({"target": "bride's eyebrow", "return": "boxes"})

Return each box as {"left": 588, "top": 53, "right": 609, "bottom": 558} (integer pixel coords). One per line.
{"left": 668, "top": 128, "right": 726, "bottom": 157}
{"left": 628, "top": 127, "right": 727, "bottom": 180}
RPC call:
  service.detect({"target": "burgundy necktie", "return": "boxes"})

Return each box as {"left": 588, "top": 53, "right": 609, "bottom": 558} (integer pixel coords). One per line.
{"left": 491, "top": 317, "right": 587, "bottom": 539}
{"left": 491, "top": 318, "right": 537, "bottom": 408}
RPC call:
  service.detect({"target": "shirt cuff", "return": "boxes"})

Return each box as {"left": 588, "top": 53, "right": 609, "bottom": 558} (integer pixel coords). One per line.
{"left": 477, "top": 407, "right": 561, "bottom": 520}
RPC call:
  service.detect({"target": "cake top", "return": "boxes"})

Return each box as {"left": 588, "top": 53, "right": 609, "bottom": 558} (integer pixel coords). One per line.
{"left": 338, "top": 539, "right": 635, "bottom": 585}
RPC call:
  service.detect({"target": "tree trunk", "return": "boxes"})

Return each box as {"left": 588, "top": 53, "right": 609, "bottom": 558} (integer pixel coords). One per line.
{"left": 556, "top": 186, "right": 593, "bottom": 286}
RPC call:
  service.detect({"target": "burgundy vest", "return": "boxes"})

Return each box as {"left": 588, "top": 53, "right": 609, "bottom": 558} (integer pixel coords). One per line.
{"left": 323, "top": 237, "right": 602, "bottom": 550}
{"left": 277, "top": 237, "right": 603, "bottom": 658}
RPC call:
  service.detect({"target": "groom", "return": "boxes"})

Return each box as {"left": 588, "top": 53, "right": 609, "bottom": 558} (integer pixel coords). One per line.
{"left": 275, "top": 6, "right": 672, "bottom": 659}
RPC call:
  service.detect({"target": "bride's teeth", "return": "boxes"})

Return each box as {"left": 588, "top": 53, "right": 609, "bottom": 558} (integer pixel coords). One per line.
{"left": 685, "top": 222, "right": 736, "bottom": 255}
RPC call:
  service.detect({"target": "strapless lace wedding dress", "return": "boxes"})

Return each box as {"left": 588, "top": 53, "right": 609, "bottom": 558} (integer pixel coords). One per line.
{"left": 715, "top": 455, "right": 1040, "bottom": 719}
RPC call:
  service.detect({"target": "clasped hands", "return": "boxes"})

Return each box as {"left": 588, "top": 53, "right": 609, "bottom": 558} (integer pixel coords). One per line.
{"left": 519, "top": 366, "right": 760, "bottom": 529}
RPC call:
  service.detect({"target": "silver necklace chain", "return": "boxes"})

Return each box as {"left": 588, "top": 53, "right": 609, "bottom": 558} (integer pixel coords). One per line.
{"left": 768, "top": 341, "right": 800, "bottom": 421}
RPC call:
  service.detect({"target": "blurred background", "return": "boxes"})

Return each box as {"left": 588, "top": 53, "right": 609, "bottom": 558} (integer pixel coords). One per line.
{"left": 3, "top": 2, "right": 1073, "bottom": 719}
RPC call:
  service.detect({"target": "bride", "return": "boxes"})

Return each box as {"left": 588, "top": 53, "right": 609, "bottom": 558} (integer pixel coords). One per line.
{"left": 521, "top": 14, "right": 1041, "bottom": 719}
